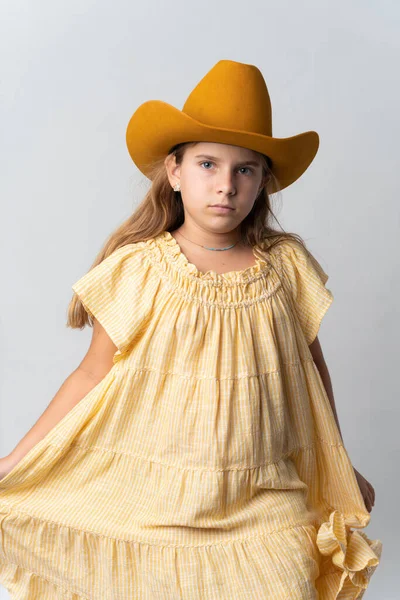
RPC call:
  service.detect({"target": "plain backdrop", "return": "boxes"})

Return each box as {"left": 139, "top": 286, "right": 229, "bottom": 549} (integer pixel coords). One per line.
{"left": 0, "top": 0, "right": 398, "bottom": 597}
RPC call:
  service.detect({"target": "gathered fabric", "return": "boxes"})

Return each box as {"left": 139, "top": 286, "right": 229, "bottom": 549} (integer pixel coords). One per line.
{"left": 0, "top": 230, "right": 382, "bottom": 599}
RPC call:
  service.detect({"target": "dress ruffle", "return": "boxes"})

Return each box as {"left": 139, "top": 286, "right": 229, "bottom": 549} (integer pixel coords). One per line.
{"left": 158, "top": 230, "right": 270, "bottom": 283}
{"left": 315, "top": 510, "right": 382, "bottom": 599}
{"left": 140, "top": 230, "right": 279, "bottom": 308}
{"left": 0, "top": 500, "right": 381, "bottom": 599}
{"left": 0, "top": 502, "right": 322, "bottom": 599}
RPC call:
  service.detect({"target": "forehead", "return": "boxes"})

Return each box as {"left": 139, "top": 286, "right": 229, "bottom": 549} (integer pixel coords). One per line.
{"left": 187, "top": 141, "right": 260, "bottom": 162}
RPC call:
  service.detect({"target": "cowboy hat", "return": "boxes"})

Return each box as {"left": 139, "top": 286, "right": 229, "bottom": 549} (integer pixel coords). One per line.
{"left": 125, "top": 59, "right": 319, "bottom": 194}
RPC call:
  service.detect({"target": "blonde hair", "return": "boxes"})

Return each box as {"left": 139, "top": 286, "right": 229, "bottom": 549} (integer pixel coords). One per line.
{"left": 66, "top": 141, "right": 308, "bottom": 330}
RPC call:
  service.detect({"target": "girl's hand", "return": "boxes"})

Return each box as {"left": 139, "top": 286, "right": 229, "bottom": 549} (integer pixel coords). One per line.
{"left": 0, "top": 455, "right": 18, "bottom": 482}
{"left": 353, "top": 466, "right": 376, "bottom": 512}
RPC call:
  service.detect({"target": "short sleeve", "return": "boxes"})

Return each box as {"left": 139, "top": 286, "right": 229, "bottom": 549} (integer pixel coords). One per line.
{"left": 278, "top": 240, "right": 334, "bottom": 345}
{"left": 71, "top": 242, "right": 152, "bottom": 357}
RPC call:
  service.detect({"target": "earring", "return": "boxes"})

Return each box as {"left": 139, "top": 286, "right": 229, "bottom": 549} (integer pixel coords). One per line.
{"left": 173, "top": 183, "right": 181, "bottom": 192}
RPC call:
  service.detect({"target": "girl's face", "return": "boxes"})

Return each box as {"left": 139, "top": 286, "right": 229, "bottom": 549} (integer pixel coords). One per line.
{"left": 165, "top": 142, "right": 265, "bottom": 235}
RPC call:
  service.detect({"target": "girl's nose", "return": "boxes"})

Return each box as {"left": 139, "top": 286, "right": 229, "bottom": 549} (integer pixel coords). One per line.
{"left": 217, "top": 172, "right": 237, "bottom": 195}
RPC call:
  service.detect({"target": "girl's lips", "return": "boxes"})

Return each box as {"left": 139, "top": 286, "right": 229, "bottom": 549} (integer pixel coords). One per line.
{"left": 209, "top": 206, "right": 234, "bottom": 213}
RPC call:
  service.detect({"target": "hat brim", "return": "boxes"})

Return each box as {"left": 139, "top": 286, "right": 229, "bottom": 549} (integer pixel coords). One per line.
{"left": 126, "top": 100, "right": 319, "bottom": 194}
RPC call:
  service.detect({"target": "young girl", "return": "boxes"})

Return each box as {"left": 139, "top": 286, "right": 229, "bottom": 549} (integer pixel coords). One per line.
{"left": 0, "top": 59, "right": 382, "bottom": 599}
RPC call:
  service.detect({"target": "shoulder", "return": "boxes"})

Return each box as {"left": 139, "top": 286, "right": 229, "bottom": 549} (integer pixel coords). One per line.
{"left": 267, "top": 237, "right": 329, "bottom": 286}
{"left": 83, "top": 240, "right": 152, "bottom": 283}
{"left": 72, "top": 239, "right": 153, "bottom": 302}
{"left": 267, "top": 236, "right": 311, "bottom": 258}
{"left": 99, "top": 240, "right": 149, "bottom": 267}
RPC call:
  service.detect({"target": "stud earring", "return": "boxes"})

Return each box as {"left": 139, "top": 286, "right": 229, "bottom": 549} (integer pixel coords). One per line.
{"left": 173, "top": 183, "right": 181, "bottom": 192}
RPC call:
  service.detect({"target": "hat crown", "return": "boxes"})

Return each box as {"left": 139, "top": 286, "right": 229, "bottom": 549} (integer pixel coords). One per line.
{"left": 182, "top": 60, "right": 273, "bottom": 137}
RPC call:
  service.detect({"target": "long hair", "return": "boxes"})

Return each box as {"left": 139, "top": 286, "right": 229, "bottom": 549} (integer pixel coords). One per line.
{"left": 66, "top": 141, "right": 308, "bottom": 330}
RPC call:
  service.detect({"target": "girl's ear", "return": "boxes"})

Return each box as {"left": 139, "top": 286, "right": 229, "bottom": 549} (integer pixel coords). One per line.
{"left": 164, "top": 154, "right": 180, "bottom": 187}
{"left": 163, "top": 154, "right": 172, "bottom": 176}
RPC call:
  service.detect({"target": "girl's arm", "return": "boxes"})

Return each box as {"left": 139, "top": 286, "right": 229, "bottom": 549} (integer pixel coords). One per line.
{"left": 310, "top": 337, "right": 376, "bottom": 512}
{"left": 309, "top": 335, "right": 344, "bottom": 443}
{"left": 3, "top": 319, "right": 117, "bottom": 467}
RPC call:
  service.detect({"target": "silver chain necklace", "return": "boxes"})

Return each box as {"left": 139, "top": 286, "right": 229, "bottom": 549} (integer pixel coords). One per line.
{"left": 175, "top": 230, "right": 241, "bottom": 251}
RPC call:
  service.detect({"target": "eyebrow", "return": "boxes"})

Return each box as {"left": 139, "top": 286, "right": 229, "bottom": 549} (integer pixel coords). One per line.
{"left": 193, "top": 154, "right": 261, "bottom": 167}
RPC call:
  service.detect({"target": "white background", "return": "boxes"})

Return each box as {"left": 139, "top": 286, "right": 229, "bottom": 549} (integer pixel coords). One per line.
{"left": 1, "top": 0, "right": 398, "bottom": 597}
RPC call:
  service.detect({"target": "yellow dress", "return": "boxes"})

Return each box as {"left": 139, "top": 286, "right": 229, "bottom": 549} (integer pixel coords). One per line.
{"left": 0, "top": 230, "right": 382, "bottom": 599}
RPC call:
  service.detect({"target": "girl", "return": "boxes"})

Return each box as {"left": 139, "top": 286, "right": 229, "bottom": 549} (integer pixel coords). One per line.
{"left": 0, "top": 59, "right": 382, "bottom": 599}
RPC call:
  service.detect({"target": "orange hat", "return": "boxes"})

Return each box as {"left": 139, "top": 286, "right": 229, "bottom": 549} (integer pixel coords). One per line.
{"left": 126, "top": 59, "right": 319, "bottom": 194}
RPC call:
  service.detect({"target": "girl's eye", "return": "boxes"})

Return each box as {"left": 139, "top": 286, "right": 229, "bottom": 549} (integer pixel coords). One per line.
{"left": 199, "top": 162, "right": 253, "bottom": 175}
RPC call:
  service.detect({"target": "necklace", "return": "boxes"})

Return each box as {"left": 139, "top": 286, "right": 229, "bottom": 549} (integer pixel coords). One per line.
{"left": 175, "top": 230, "right": 241, "bottom": 251}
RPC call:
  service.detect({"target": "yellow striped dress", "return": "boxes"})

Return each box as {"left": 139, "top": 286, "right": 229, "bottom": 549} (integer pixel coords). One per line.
{"left": 0, "top": 230, "right": 382, "bottom": 599}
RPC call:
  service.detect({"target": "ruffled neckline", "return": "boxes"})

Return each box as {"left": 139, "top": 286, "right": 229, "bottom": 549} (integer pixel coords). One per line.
{"left": 156, "top": 230, "right": 270, "bottom": 284}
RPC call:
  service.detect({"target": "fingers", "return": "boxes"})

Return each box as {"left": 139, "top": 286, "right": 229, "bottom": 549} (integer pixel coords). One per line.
{"left": 366, "top": 483, "right": 375, "bottom": 512}
{"left": 368, "top": 482, "right": 375, "bottom": 503}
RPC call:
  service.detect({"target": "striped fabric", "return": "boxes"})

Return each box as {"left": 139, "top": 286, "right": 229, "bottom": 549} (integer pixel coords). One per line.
{"left": 0, "top": 230, "right": 382, "bottom": 599}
